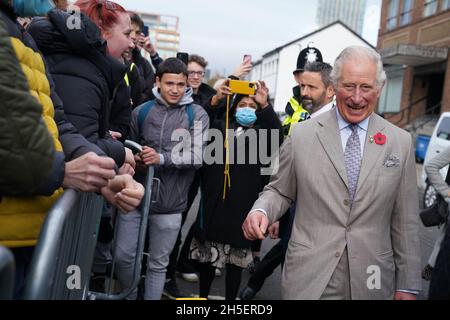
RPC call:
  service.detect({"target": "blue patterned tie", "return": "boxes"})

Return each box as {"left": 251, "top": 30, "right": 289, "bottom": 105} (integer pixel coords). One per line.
{"left": 344, "top": 124, "right": 361, "bottom": 204}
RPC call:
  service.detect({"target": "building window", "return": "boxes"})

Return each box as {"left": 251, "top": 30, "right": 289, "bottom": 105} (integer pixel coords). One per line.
{"left": 379, "top": 67, "right": 405, "bottom": 113}
{"left": 386, "top": 0, "right": 400, "bottom": 31}
{"left": 400, "top": 0, "right": 414, "bottom": 26}
{"left": 157, "top": 34, "right": 179, "bottom": 42}
{"left": 443, "top": 0, "right": 450, "bottom": 10}
{"left": 423, "top": 0, "right": 438, "bottom": 17}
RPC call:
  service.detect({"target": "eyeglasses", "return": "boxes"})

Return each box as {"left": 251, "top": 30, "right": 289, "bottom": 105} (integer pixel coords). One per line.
{"left": 188, "top": 71, "right": 205, "bottom": 77}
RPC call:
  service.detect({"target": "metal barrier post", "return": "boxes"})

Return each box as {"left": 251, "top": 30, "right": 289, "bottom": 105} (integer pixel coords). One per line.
{"left": 89, "top": 140, "right": 158, "bottom": 300}
{"left": 91, "top": 166, "right": 155, "bottom": 300}
{"left": 0, "top": 246, "right": 15, "bottom": 300}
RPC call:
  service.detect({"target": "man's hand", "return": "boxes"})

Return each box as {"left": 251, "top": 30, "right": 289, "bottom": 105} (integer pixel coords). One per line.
{"left": 141, "top": 35, "right": 157, "bottom": 56}
{"left": 140, "top": 146, "right": 161, "bottom": 166}
{"left": 109, "top": 130, "right": 122, "bottom": 140}
{"left": 118, "top": 163, "right": 135, "bottom": 176}
{"left": 232, "top": 62, "right": 253, "bottom": 79}
{"left": 394, "top": 291, "right": 417, "bottom": 300}
{"left": 242, "top": 211, "right": 269, "bottom": 241}
{"left": 101, "top": 174, "right": 145, "bottom": 213}
{"left": 63, "top": 152, "right": 116, "bottom": 192}
{"left": 268, "top": 221, "right": 279, "bottom": 239}
{"left": 124, "top": 147, "right": 136, "bottom": 169}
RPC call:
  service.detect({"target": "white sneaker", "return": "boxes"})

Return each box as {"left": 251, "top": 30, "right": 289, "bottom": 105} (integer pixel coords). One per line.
{"left": 180, "top": 272, "right": 199, "bottom": 282}
{"left": 215, "top": 268, "right": 222, "bottom": 277}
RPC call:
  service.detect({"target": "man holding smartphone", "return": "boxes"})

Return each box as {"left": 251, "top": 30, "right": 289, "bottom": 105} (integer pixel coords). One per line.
{"left": 127, "top": 13, "right": 163, "bottom": 102}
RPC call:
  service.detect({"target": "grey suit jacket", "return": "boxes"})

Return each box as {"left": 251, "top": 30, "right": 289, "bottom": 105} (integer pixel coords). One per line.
{"left": 251, "top": 109, "right": 422, "bottom": 299}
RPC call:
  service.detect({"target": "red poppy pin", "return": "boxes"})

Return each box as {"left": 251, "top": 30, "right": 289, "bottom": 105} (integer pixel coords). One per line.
{"left": 371, "top": 132, "right": 386, "bottom": 145}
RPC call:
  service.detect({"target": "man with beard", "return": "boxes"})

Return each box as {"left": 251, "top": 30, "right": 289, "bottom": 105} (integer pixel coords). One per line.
{"left": 300, "top": 61, "right": 335, "bottom": 118}
{"left": 282, "top": 45, "right": 323, "bottom": 136}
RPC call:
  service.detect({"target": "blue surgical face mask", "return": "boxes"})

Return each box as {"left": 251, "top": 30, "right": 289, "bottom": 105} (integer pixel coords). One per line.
{"left": 235, "top": 107, "right": 257, "bottom": 127}
{"left": 13, "top": 0, "right": 55, "bottom": 17}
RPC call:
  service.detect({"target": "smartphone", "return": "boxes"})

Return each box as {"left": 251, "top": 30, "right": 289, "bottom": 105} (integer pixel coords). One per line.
{"left": 142, "top": 25, "right": 149, "bottom": 37}
{"left": 229, "top": 80, "right": 256, "bottom": 95}
{"left": 243, "top": 54, "right": 252, "bottom": 65}
{"left": 176, "top": 52, "right": 189, "bottom": 65}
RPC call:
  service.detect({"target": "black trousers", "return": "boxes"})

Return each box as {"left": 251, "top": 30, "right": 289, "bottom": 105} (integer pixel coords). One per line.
{"left": 245, "top": 204, "right": 295, "bottom": 293}
{"left": 166, "top": 173, "right": 200, "bottom": 279}
{"left": 198, "top": 262, "right": 243, "bottom": 300}
{"left": 429, "top": 222, "right": 450, "bottom": 299}
{"left": 247, "top": 240, "right": 284, "bottom": 292}
{"left": 251, "top": 240, "right": 262, "bottom": 253}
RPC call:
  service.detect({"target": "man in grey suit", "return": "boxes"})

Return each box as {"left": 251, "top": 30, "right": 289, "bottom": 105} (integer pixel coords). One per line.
{"left": 242, "top": 46, "right": 421, "bottom": 300}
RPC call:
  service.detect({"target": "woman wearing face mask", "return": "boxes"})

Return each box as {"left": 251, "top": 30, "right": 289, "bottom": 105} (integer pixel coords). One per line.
{"left": 189, "top": 80, "right": 283, "bottom": 300}
{"left": 27, "top": 0, "right": 136, "bottom": 169}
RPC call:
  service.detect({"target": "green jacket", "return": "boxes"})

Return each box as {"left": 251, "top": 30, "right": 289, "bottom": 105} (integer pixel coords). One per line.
{"left": 0, "top": 18, "right": 54, "bottom": 196}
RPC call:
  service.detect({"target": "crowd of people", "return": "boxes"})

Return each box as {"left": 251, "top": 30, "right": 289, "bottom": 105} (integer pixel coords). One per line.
{"left": 0, "top": 0, "right": 449, "bottom": 300}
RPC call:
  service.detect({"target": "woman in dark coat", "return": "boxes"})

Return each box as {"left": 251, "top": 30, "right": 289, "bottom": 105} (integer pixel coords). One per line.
{"left": 190, "top": 80, "right": 283, "bottom": 300}
{"left": 27, "top": 0, "right": 135, "bottom": 168}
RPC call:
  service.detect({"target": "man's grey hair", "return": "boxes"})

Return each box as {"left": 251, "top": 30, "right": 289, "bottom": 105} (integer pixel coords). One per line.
{"left": 330, "top": 46, "right": 386, "bottom": 88}
{"left": 303, "top": 62, "right": 333, "bottom": 88}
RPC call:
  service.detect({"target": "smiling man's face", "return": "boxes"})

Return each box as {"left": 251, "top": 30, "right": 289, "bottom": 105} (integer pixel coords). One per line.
{"left": 335, "top": 56, "right": 383, "bottom": 124}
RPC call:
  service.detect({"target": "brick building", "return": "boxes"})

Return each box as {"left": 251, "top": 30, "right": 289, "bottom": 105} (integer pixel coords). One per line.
{"left": 377, "top": 0, "right": 449, "bottom": 126}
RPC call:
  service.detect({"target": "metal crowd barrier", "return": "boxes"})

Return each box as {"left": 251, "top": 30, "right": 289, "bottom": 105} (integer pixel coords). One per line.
{"left": 23, "top": 190, "right": 104, "bottom": 300}
{"left": 0, "top": 246, "right": 15, "bottom": 300}
{"left": 23, "top": 141, "right": 156, "bottom": 300}
{"left": 89, "top": 140, "right": 158, "bottom": 300}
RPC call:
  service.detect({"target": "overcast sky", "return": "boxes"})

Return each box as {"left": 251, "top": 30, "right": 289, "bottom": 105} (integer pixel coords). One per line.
{"left": 114, "top": 0, "right": 381, "bottom": 75}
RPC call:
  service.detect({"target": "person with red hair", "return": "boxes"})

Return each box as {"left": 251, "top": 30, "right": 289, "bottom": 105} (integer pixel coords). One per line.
{"left": 74, "top": 0, "right": 134, "bottom": 62}
{"left": 27, "top": 0, "right": 143, "bottom": 291}
{"left": 28, "top": 0, "right": 136, "bottom": 165}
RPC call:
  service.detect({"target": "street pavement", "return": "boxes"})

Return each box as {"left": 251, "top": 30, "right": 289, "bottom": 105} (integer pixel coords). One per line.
{"left": 173, "top": 163, "right": 439, "bottom": 300}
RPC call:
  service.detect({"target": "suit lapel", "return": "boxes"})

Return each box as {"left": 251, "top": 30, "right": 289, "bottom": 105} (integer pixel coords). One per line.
{"left": 355, "top": 113, "right": 386, "bottom": 196}
{"left": 316, "top": 111, "right": 349, "bottom": 190}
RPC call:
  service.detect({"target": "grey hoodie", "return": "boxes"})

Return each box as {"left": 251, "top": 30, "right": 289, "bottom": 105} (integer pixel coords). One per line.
{"left": 130, "top": 87, "right": 209, "bottom": 214}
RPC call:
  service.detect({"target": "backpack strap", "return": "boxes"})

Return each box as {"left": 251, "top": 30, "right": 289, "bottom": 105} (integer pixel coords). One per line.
{"left": 138, "top": 100, "right": 155, "bottom": 133}
{"left": 138, "top": 101, "right": 194, "bottom": 133}
{"left": 186, "top": 104, "right": 194, "bottom": 128}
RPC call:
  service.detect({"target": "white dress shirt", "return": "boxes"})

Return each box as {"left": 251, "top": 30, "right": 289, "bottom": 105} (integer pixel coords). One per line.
{"left": 310, "top": 101, "right": 335, "bottom": 119}
{"left": 335, "top": 107, "right": 369, "bottom": 154}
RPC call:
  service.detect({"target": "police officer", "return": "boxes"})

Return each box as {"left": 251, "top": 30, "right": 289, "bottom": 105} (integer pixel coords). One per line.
{"left": 282, "top": 45, "right": 323, "bottom": 136}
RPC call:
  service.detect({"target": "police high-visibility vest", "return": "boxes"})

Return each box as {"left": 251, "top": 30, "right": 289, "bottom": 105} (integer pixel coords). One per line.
{"left": 282, "top": 97, "right": 310, "bottom": 136}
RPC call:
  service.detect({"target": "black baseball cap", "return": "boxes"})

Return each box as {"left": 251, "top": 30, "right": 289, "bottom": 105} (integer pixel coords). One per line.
{"left": 293, "top": 46, "right": 323, "bottom": 74}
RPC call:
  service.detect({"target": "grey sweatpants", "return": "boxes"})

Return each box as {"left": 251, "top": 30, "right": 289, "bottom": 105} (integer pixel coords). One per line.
{"left": 114, "top": 211, "right": 182, "bottom": 300}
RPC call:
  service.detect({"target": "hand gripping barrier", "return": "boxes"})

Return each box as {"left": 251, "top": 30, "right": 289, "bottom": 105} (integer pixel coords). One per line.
{"left": 89, "top": 140, "right": 159, "bottom": 300}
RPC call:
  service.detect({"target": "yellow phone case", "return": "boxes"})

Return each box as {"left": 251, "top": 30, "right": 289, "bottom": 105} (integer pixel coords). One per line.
{"left": 229, "top": 80, "right": 256, "bottom": 95}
